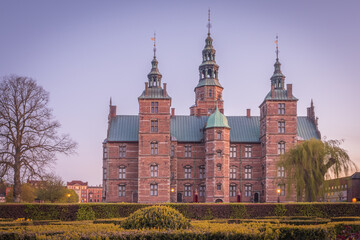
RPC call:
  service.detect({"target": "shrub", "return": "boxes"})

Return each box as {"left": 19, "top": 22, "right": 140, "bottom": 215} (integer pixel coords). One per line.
{"left": 76, "top": 205, "right": 95, "bottom": 220}
{"left": 273, "top": 204, "right": 287, "bottom": 217}
{"left": 120, "top": 205, "right": 190, "bottom": 230}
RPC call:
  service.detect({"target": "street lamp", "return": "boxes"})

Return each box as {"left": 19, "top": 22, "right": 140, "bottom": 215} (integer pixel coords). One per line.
{"left": 171, "top": 188, "right": 175, "bottom": 193}
{"left": 352, "top": 198, "right": 357, "bottom": 203}
{"left": 277, "top": 188, "right": 281, "bottom": 203}
{"left": 67, "top": 193, "right": 71, "bottom": 203}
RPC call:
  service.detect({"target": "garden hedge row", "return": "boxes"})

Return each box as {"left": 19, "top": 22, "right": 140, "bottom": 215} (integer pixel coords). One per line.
{"left": 0, "top": 203, "right": 359, "bottom": 220}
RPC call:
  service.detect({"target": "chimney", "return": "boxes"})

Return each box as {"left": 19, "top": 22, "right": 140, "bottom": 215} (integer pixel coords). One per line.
{"left": 307, "top": 107, "right": 311, "bottom": 118}
{"left": 271, "top": 85, "right": 275, "bottom": 98}
{"left": 109, "top": 105, "right": 116, "bottom": 119}
{"left": 287, "top": 84, "right": 293, "bottom": 98}
{"left": 163, "top": 83, "right": 167, "bottom": 97}
{"left": 246, "top": 109, "right": 251, "bottom": 118}
{"left": 171, "top": 108, "right": 175, "bottom": 117}
{"left": 145, "top": 82, "right": 148, "bottom": 96}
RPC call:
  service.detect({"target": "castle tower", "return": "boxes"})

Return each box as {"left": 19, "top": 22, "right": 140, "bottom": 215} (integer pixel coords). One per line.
{"left": 138, "top": 36, "right": 172, "bottom": 203}
{"left": 190, "top": 10, "right": 224, "bottom": 116}
{"left": 259, "top": 37, "right": 298, "bottom": 202}
{"left": 204, "top": 104, "right": 230, "bottom": 202}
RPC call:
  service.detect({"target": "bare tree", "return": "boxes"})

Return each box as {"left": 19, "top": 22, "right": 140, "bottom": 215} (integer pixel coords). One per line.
{"left": 0, "top": 75, "right": 77, "bottom": 202}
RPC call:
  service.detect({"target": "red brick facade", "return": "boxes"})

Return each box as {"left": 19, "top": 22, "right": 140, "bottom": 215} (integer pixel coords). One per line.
{"left": 102, "top": 31, "right": 321, "bottom": 203}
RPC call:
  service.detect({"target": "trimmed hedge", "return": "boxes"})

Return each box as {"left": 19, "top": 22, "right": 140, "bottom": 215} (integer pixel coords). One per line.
{"left": 0, "top": 203, "right": 360, "bottom": 220}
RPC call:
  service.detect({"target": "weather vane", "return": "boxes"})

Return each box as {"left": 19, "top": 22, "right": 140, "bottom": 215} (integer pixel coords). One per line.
{"left": 207, "top": 8, "right": 212, "bottom": 35}
{"left": 275, "top": 34, "right": 279, "bottom": 60}
{"left": 151, "top": 32, "right": 156, "bottom": 57}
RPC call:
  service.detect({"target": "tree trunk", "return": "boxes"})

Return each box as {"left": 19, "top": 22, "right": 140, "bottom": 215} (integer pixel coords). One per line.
{"left": 13, "top": 155, "right": 21, "bottom": 203}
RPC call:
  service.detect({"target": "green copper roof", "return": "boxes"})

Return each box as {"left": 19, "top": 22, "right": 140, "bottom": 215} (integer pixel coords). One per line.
{"left": 107, "top": 115, "right": 320, "bottom": 143}
{"left": 195, "top": 79, "right": 223, "bottom": 89}
{"left": 205, "top": 107, "right": 230, "bottom": 129}
{"left": 264, "top": 89, "right": 298, "bottom": 101}
{"left": 138, "top": 88, "right": 171, "bottom": 99}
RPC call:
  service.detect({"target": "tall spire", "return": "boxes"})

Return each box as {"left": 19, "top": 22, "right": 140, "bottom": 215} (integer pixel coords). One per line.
{"left": 271, "top": 35, "right": 285, "bottom": 89}
{"left": 148, "top": 32, "right": 162, "bottom": 88}
{"left": 207, "top": 8, "right": 211, "bottom": 36}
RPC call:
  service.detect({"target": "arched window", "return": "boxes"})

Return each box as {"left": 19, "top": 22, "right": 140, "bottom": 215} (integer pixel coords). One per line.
{"left": 216, "top": 163, "right": 222, "bottom": 171}
{"left": 184, "top": 165, "right": 192, "bottom": 179}
{"left": 217, "top": 183, "right": 222, "bottom": 190}
{"left": 245, "top": 184, "right": 252, "bottom": 197}
{"left": 119, "top": 144, "right": 126, "bottom": 158}
{"left": 209, "top": 89, "right": 213, "bottom": 97}
{"left": 216, "top": 150, "right": 222, "bottom": 158}
{"left": 230, "top": 184, "right": 237, "bottom": 197}
{"left": 278, "top": 141, "right": 285, "bottom": 154}
{"left": 278, "top": 121, "right": 285, "bottom": 133}
{"left": 184, "top": 184, "right": 192, "bottom": 197}
{"left": 217, "top": 131, "right": 222, "bottom": 140}
{"left": 150, "top": 164, "right": 158, "bottom": 177}
{"left": 207, "top": 69, "right": 212, "bottom": 78}
{"left": 150, "top": 183, "right": 158, "bottom": 196}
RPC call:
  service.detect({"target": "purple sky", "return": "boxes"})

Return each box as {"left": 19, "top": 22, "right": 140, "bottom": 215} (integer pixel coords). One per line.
{"left": 0, "top": 0, "right": 359, "bottom": 185}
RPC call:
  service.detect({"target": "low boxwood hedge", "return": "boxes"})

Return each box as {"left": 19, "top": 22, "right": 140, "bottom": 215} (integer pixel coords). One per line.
{"left": 0, "top": 203, "right": 359, "bottom": 220}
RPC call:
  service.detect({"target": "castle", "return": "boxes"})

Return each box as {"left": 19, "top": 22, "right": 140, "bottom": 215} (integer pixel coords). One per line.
{"left": 102, "top": 19, "right": 321, "bottom": 203}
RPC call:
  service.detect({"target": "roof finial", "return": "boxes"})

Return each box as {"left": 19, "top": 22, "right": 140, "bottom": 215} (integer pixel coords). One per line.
{"left": 110, "top": 97, "right": 112, "bottom": 106}
{"left": 207, "top": 8, "right": 212, "bottom": 36}
{"left": 275, "top": 34, "right": 279, "bottom": 60}
{"left": 151, "top": 32, "right": 156, "bottom": 58}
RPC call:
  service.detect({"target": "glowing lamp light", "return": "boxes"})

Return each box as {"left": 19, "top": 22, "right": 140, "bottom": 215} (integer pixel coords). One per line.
{"left": 67, "top": 194, "right": 71, "bottom": 197}
{"left": 171, "top": 188, "right": 175, "bottom": 193}
{"left": 277, "top": 189, "right": 281, "bottom": 194}
{"left": 352, "top": 198, "right": 357, "bottom": 203}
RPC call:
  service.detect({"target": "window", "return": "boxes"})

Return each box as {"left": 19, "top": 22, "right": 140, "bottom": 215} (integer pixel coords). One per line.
{"left": 278, "top": 184, "right": 285, "bottom": 196}
{"left": 184, "top": 166, "right": 192, "bottom": 179}
{"left": 245, "top": 166, "right": 252, "bottom": 179}
{"left": 278, "top": 103, "right": 285, "bottom": 115}
{"left": 245, "top": 146, "right": 252, "bottom": 158}
{"left": 278, "top": 141, "right": 285, "bottom": 154}
{"left": 151, "top": 141, "right": 158, "bottom": 155}
{"left": 199, "top": 166, "right": 205, "bottom": 179}
{"left": 118, "top": 185, "right": 125, "bottom": 197}
{"left": 185, "top": 145, "right": 192, "bottom": 158}
{"left": 245, "top": 184, "right": 252, "bottom": 197}
{"left": 184, "top": 185, "right": 191, "bottom": 197}
{"left": 171, "top": 145, "right": 175, "bottom": 157}
{"left": 150, "top": 183, "right": 158, "bottom": 196}
{"left": 217, "top": 150, "right": 222, "bottom": 158}
{"left": 208, "top": 108, "right": 212, "bottom": 114}
{"left": 199, "top": 185, "right": 205, "bottom": 197}
{"left": 216, "top": 183, "right": 222, "bottom": 191}
{"left": 151, "top": 120, "right": 158, "bottom": 132}
{"left": 230, "top": 145, "right": 237, "bottom": 158}
{"left": 119, "top": 145, "right": 126, "bottom": 158}
{"left": 150, "top": 164, "right": 158, "bottom": 177}
{"left": 103, "top": 168, "right": 107, "bottom": 179}
{"left": 230, "top": 184, "right": 237, "bottom": 197}
{"left": 209, "top": 89, "right": 212, "bottom": 97}
{"left": 103, "top": 147, "right": 108, "bottom": 159}
{"left": 217, "top": 131, "right": 221, "bottom": 140}
{"left": 151, "top": 102, "right": 158, "bottom": 113}
{"left": 119, "top": 166, "right": 126, "bottom": 179}
{"left": 217, "top": 163, "right": 222, "bottom": 171}
{"left": 230, "top": 167, "right": 236, "bottom": 179}
{"left": 277, "top": 166, "right": 285, "bottom": 177}
{"left": 278, "top": 121, "right": 285, "bottom": 133}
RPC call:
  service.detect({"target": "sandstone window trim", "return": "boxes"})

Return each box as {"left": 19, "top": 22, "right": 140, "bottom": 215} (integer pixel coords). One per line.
{"left": 151, "top": 119, "right": 158, "bottom": 133}
{"left": 278, "top": 120, "right": 285, "bottom": 134}
{"left": 119, "top": 144, "right": 126, "bottom": 158}
{"left": 150, "top": 183, "right": 158, "bottom": 196}
{"left": 185, "top": 145, "right": 192, "bottom": 158}
{"left": 230, "top": 166, "right": 237, "bottom": 179}
{"left": 119, "top": 166, "right": 126, "bottom": 179}
{"left": 184, "top": 184, "right": 192, "bottom": 197}
{"left": 230, "top": 145, "right": 237, "bottom": 158}
{"left": 118, "top": 184, "right": 126, "bottom": 197}
{"left": 150, "top": 164, "right": 158, "bottom": 177}
{"left": 244, "top": 166, "right": 252, "bottom": 179}
{"left": 184, "top": 165, "right": 192, "bottom": 179}
{"left": 245, "top": 184, "right": 252, "bottom": 197}
{"left": 278, "top": 141, "right": 285, "bottom": 155}
{"left": 151, "top": 141, "right": 158, "bottom": 155}
{"left": 151, "top": 102, "right": 159, "bottom": 113}
{"left": 230, "top": 184, "right": 237, "bottom": 197}
{"left": 278, "top": 103, "right": 285, "bottom": 115}
{"left": 245, "top": 145, "right": 252, "bottom": 158}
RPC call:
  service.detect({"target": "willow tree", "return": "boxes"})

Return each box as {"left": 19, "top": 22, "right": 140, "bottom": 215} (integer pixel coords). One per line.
{"left": 0, "top": 75, "right": 77, "bottom": 202}
{"left": 279, "top": 138, "right": 356, "bottom": 202}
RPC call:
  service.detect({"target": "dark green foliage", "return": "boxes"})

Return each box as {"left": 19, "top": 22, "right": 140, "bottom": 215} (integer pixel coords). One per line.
{"left": 76, "top": 205, "right": 95, "bottom": 220}
{"left": 120, "top": 205, "right": 190, "bottom": 230}
{"left": 273, "top": 204, "right": 287, "bottom": 217}
{"left": 230, "top": 204, "right": 248, "bottom": 219}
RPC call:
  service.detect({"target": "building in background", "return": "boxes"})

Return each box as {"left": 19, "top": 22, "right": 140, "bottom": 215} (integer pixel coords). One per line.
{"left": 87, "top": 185, "right": 103, "bottom": 202}
{"left": 67, "top": 180, "right": 88, "bottom": 203}
{"left": 102, "top": 17, "right": 321, "bottom": 203}
{"left": 324, "top": 172, "right": 360, "bottom": 202}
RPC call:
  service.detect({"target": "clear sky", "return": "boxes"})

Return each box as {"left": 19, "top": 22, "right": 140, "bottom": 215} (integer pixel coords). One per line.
{"left": 0, "top": 0, "right": 359, "bottom": 185}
